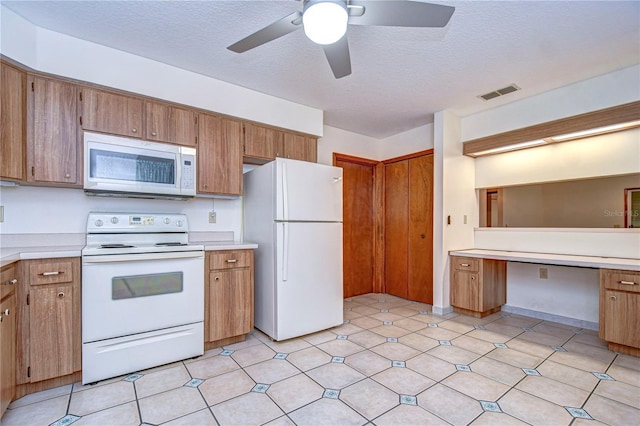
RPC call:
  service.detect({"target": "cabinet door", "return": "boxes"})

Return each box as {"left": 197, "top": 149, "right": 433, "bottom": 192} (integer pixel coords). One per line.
{"left": 450, "top": 271, "right": 481, "bottom": 311}
{"left": 1, "top": 63, "right": 25, "bottom": 181}
{"left": 282, "top": 133, "right": 317, "bottom": 162}
{"left": 604, "top": 290, "right": 640, "bottom": 348}
{"left": 244, "top": 123, "right": 280, "bottom": 161}
{"left": 80, "top": 87, "right": 142, "bottom": 138}
{"left": 145, "top": 101, "right": 197, "bottom": 147}
{"left": 197, "top": 114, "right": 243, "bottom": 195}
{"left": 29, "top": 284, "right": 75, "bottom": 382}
{"left": 27, "top": 75, "right": 79, "bottom": 185}
{"left": 207, "top": 269, "right": 252, "bottom": 341}
{"left": 0, "top": 292, "right": 16, "bottom": 416}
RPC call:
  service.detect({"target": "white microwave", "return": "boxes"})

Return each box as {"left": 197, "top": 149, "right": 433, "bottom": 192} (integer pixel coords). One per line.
{"left": 84, "top": 132, "right": 196, "bottom": 200}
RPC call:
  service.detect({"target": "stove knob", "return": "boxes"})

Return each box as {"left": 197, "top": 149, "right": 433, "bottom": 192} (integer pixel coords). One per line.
{"left": 164, "top": 217, "right": 171, "bottom": 224}
{"left": 95, "top": 219, "right": 103, "bottom": 227}
{"left": 176, "top": 220, "right": 184, "bottom": 227}
{"left": 110, "top": 216, "right": 119, "bottom": 224}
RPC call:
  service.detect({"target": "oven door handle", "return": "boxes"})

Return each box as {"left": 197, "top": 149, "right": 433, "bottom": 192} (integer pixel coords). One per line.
{"left": 82, "top": 251, "right": 204, "bottom": 264}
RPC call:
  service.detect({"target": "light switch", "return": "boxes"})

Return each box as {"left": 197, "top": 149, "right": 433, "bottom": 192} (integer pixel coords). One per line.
{"left": 0, "top": 205, "right": 4, "bottom": 223}
{"left": 539, "top": 268, "right": 548, "bottom": 279}
{"left": 209, "top": 211, "right": 216, "bottom": 223}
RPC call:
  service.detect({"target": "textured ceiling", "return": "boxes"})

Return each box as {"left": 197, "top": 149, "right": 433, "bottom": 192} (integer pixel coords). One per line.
{"left": 4, "top": 0, "right": 639, "bottom": 138}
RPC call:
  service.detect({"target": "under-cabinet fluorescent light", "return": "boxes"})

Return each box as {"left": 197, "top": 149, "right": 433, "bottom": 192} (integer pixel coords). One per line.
{"left": 471, "top": 140, "right": 547, "bottom": 157}
{"left": 549, "top": 120, "right": 640, "bottom": 142}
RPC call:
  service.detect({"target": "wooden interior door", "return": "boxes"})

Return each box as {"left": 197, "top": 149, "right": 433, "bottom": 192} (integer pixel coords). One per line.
{"left": 408, "top": 155, "right": 434, "bottom": 303}
{"left": 384, "top": 160, "right": 409, "bottom": 299}
{"left": 334, "top": 154, "right": 377, "bottom": 298}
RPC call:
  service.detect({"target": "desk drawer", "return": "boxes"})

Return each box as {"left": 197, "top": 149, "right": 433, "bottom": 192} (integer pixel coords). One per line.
{"left": 451, "top": 256, "right": 480, "bottom": 272}
{"left": 29, "top": 260, "right": 74, "bottom": 286}
{"left": 602, "top": 269, "right": 640, "bottom": 293}
{"left": 209, "top": 250, "right": 252, "bottom": 270}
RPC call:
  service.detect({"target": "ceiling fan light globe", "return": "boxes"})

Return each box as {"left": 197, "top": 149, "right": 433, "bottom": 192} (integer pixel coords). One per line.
{"left": 303, "top": 0, "right": 348, "bottom": 45}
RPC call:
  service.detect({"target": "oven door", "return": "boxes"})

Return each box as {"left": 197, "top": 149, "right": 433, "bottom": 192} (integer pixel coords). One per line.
{"left": 82, "top": 251, "right": 204, "bottom": 343}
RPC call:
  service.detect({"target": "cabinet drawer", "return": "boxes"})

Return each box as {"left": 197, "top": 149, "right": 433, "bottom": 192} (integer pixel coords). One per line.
{"left": 209, "top": 250, "right": 252, "bottom": 270}
{"left": 602, "top": 270, "right": 640, "bottom": 293}
{"left": 1, "top": 263, "right": 18, "bottom": 300}
{"left": 452, "top": 257, "right": 480, "bottom": 272}
{"left": 29, "top": 261, "right": 74, "bottom": 285}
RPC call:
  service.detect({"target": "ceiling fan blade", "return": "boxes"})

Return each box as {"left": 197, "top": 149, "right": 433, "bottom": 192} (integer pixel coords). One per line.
{"left": 227, "top": 11, "right": 303, "bottom": 53}
{"left": 347, "top": 1, "right": 454, "bottom": 27}
{"left": 322, "top": 36, "right": 352, "bottom": 79}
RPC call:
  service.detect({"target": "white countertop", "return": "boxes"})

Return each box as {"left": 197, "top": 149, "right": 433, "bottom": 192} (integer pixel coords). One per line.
{"left": 1, "top": 240, "right": 258, "bottom": 267}
{"left": 449, "top": 249, "right": 640, "bottom": 271}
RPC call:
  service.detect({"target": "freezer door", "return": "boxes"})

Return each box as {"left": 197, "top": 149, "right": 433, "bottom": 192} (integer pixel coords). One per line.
{"left": 275, "top": 222, "right": 343, "bottom": 340}
{"left": 276, "top": 158, "right": 343, "bottom": 222}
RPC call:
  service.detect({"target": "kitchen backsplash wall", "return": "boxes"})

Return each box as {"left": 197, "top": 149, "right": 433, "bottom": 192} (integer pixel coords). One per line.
{"left": 0, "top": 185, "right": 242, "bottom": 236}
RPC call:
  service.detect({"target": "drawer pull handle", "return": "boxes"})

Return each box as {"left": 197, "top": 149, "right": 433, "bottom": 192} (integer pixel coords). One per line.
{"left": 610, "top": 295, "right": 617, "bottom": 301}
{"left": 40, "top": 271, "right": 63, "bottom": 276}
{"left": 226, "top": 259, "right": 238, "bottom": 263}
{"left": 2, "top": 279, "right": 17, "bottom": 286}
{"left": 57, "top": 292, "right": 65, "bottom": 298}
{"left": 2, "top": 309, "right": 9, "bottom": 316}
{"left": 214, "top": 276, "right": 220, "bottom": 281}
{"left": 460, "top": 263, "right": 470, "bottom": 267}
{"left": 618, "top": 280, "right": 637, "bottom": 286}
{"left": 471, "top": 276, "right": 476, "bottom": 280}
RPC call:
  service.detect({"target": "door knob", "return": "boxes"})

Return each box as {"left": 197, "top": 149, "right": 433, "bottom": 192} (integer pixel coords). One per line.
{"left": 420, "top": 234, "right": 426, "bottom": 239}
{"left": 610, "top": 295, "right": 617, "bottom": 301}
{"left": 57, "top": 292, "right": 65, "bottom": 298}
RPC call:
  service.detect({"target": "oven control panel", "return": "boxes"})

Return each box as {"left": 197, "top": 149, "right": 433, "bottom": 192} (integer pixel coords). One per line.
{"left": 130, "top": 215, "right": 155, "bottom": 226}
{"left": 87, "top": 212, "right": 188, "bottom": 233}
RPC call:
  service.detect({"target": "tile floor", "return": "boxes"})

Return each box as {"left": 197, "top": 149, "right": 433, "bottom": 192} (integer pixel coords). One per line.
{"left": 3, "top": 293, "right": 639, "bottom": 425}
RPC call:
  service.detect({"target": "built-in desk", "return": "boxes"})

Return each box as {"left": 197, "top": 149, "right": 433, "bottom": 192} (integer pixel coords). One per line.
{"left": 449, "top": 249, "right": 640, "bottom": 357}
{"left": 449, "top": 249, "right": 640, "bottom": 271}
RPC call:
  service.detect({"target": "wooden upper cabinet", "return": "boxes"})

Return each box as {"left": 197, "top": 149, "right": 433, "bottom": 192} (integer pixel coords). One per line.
{"left": 1, "top": 63, "right": 25, "bottom": 181}
{"left": 243, "top": 122, "right": 281, "bottom": 163}
{"left": 282, "top": 132, "right": 317, "bottom": 163}
{"left": 197, "top": 113, "right": 243, "bottom": 196}
{"left": 144, "top": 101, "right": 197, "bottom": 147}
{"left": 27, "top": 75, "right": 79, "bottom": 186}
{"left": 80, "top": 87, "right": 142, "bottom": 138}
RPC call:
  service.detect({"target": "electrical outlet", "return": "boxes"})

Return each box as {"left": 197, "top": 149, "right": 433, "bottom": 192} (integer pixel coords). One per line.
{"left": 464, "top": 215, "right": 467, "bottom": 224}
{"left": 208, "top": 211, "right": 216, "bottom": 223}
{"left": 0, "top": 205, "right": 4, "bottom": 223}
{"left": 539, "top": 268, "right": 548, "bottom": 279}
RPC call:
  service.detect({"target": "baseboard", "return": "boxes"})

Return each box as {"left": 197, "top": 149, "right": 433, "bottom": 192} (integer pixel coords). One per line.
{"left": 432, "top": 305, "right": 454, "bottom": 316}
{"left": 501, "top": 304, "right": 599, "bottom": 331}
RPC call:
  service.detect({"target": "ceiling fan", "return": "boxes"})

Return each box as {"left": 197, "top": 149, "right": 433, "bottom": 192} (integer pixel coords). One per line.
{"left": 227, "top": 0, "right": 455, "bottom": 79}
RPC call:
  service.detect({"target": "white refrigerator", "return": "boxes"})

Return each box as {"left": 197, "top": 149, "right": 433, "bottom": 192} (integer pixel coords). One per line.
{"left": 243, "top": 158, "right": 343, "bottom": 341}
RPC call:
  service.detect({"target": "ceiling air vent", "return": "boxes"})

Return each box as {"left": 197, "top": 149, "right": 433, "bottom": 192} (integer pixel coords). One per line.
{"left": 478, "top": 84, "right": 521, "bottom": 101}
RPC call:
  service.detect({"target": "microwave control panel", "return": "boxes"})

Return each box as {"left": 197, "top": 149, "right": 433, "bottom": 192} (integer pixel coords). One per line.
{"left": 181, "top": 153, "right": 195, "bottom": 190}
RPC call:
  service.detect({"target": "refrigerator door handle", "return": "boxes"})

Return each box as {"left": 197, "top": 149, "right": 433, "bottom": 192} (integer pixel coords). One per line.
{"left": 282, "top": 222, "right": 289, "bottom": 282}
{"left": 282, "top": 161, "right": 289, "bottom": 221}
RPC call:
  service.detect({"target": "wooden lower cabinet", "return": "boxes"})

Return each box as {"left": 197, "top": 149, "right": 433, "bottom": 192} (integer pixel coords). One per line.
{"left": 450, "top": 256, "right": 506, "bottom": 318}
{"left": 15, "top": 258, "right": 81, "bottom": 397}
{"left": 1, "top": 263, "right": 18, "bottom": 417}
{"left": 599, "top": 269, "right": 640, "bottom": 356}
{"left": 205, "top": 250, "right": 254, "bottom": 348}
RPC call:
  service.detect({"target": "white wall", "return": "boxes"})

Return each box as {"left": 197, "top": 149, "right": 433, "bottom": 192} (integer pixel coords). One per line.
{"left": 0, "top": 186, "right": 242, "bottom": 236}
{"left": 433, "top": 111, "right": 476, "bottom": 315}
{"left": 475, "top": 128, "right": 640, "bottom": 188}
{"left": 0, "top": 5, "right": 323, "bottom": 137}
{"left": 461, "top": 64, "right": 640, "bottom": 141}
{"left": 505, "top": 263, "right": 599, "bottom": 325}
{"left": 317, "top": 126, "right": 381, "bottom": 165}
{"left": 317, "top": 124, "right": 434, "bottom": 166}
